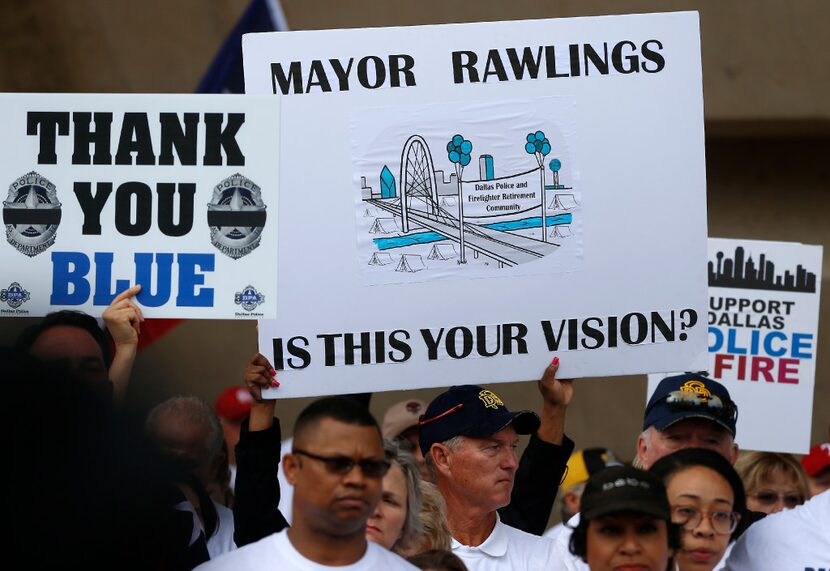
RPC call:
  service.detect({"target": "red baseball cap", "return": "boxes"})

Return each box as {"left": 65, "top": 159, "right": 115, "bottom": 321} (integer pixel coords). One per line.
{"left": 215, "top": 386, "right": 253, "bottom": 421}
{"left": 801, "top": 442, "right": 830, "bottom": 477}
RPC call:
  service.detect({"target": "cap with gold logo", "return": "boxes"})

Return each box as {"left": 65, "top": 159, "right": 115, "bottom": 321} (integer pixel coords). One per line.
{"left": 644, "top": 373, "right": 738, "bottom": 436}
{"left": 417, "top": 385, "right": 540, "bottom": 456}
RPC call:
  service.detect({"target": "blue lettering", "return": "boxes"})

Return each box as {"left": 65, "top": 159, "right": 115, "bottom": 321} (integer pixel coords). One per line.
{"left": 726, "top": 328, "right": 746, "bottom": 355}
{"left": 92, "top": 252, "right": 132, "bottom": 306}
{"left": 176, "top": 253, "right": 214, "bottom": 307}
{"left": 708, "top": 326, "right": 723, "bottom": 352}
{"left": 50, "top": 251, "right": 91, "bottom": 305}
{"left": 763, "top": 331, "right": 787, "bottom": 357}
{"left": 791, "top": 333, "right": 814, "bottom": 359}
{"left": 135, "top": 253, "right": 174, "bottom": 307}
{"left": 750, "top": 329, "right": 760, "bottom": 355}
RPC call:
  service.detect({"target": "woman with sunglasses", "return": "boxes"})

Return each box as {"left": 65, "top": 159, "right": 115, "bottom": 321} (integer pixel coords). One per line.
{"left": 650, "top": 449, "right": 747, "bottom": 571}
{"left": 734, "top": 451, "right": 808, "bottom": 514}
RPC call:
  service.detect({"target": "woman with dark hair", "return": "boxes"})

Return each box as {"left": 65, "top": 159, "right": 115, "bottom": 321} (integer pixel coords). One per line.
{"left": 650, "top": 448, "right": 747, "bottom": 571}
{"left": 569, "top": 465, "right": 681, "bottom": 571}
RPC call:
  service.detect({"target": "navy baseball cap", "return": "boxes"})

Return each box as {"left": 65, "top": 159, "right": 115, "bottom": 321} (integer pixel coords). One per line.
{"left": 644, "top": 373, "right": 738, "bottom": 437}
{"left": 418, "top": 385, "right": 540, "bottom": 455}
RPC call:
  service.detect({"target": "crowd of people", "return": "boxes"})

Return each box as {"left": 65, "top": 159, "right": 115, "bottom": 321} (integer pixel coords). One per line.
{"left": 3, "top": 290, "right": 828, "bottom": 570}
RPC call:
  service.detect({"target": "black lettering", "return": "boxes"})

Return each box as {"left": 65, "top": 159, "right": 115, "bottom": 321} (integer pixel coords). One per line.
{"left": 388, "top": 54, "right": 416, "bottom": 87}
{"left": 114, "top": 113, "right": 154, "bottom": 165}
{"left": 27, "top": 111, "right": 69, "bottom": 164}
{"left": 482, "top": 50, "right": 508, "bottom": 82}
{"left": 544, "top": 45, "right": 570, "bottom": 78}
{"left": 305, "top": 60, "right": 332, "bottom": 92}
{"left": 388, "top": 329, "right": 412, "bottom": 363}
{"left": 374, "top": 331, "right": 386, "bottom": 364}
{"left": 286, "top": 336, "right": 311, "bottom": 369}
{"left": 317, "top": 333, "right": 342, "bottom": 367}
{"left": 569, "top": 44, "right": 581, "bottom": 77}
{"left": 73, "top": 181, "right": 112, "bottom": 235}
{"left": 329, "top": 58, "right": 354, "bottom": 91}
{"left": 156, "top": 183, "right": 195, "bottom": 237}
{"left": 204, "top": 113, "right": 245, "bottom": 166}
{"left": 607, "top": 315, "right": 618, "bottom": 348}
{"left": 114, "top": 181, "right": 153, "bottom": 236}
{"left": 651, "top": 311, "right": 676, "bottom": 342}
{"left": 446, "top": 327, "right": 473, "bottom": 359}
{"left": 503, "top": 323, "right": 528, "bottom": 355}
{"left": 580, "top": 317, "right": 605, "bottom": 349}
{"left": 476, "top": 325, "right": 501, "bottom": 357}
{"left": 541, "top": 319, "right": 566, "bottom": 351}
{"left": 74, "top": 112, "right": 114, "bottom": 165}
{"left": 583, "top": 43, "right": 609, "bottom": 75}
{"left": 271, "top": 61, "right": 303, "bottom": 94}
{"left": 159, "top": 112, "right": 199, "bottom": 165}
{"left": 611, "top": 41, "right": 639, "bottom": 74}
{"left": 343, "top": 332, "right": 372, "bottom": 365}
{"left": 506, "top": 47, "right": 543, "bottom": 79}
{"left": 641, "top": 40, "right": 665, "bottom": 73}
{"left": 451, "top": 51, "right": 480, "bottom": 84}
{"left": 420, "top": 328, "right": 444, "bottom": 360}
{"left": 357, "top": 56, "right": 387, "bottom": 89}
{"left": 621, "top": 312, "right": 648, "bottom": 344}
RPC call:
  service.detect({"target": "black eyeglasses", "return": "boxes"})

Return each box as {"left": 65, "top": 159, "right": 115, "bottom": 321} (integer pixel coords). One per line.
{"left": 292, "top": 448, "right": 391, "bottom": 479}
{"left": 751, "top": 491, "right": 804, "bottom": 509}
{"left": 664, "top": 390, "right": 738, "bottom": 424}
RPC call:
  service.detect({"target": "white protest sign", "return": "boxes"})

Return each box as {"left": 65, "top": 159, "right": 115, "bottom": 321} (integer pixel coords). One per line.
{"left": 0, "top": 94, "right": 279, "bottom": 319}
{"left": 245, "top": 12, "right": 710, "bottom": 398}
{"left": 648, "top": 238, "right": 823, "bottom": 454}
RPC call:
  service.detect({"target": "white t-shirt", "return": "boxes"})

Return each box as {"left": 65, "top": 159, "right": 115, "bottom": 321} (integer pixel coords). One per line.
{"left": 723, "top": 490, "right": 830, "bottom": 571}
{"left": 551, "top": 513, "right": 732, "bottom": 571}
{"left": 452, "top": 514, "right": 555, "bottom": 571}
{"left": 195, "top": 529, "right": 418, "bottom": 571}
{"left": 542, "top": 521, "right": 566, "bottom": 542}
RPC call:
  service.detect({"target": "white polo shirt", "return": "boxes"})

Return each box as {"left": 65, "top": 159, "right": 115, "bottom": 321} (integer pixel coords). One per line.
{"left": 452, "top": 514, "right": 555, "bottom": 570}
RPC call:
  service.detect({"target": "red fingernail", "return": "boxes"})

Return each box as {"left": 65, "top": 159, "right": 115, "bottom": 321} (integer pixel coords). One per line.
{"left": 552, "top": 356, "right": 559, "bottom": 365}
{"left": 271, "top": 380, "right": 280, "bottom": 387}
{"left": 270, "top": 369, "right": 277, "bottom": 376}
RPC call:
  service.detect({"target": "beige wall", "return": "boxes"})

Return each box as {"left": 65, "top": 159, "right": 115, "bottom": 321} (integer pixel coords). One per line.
{"left": 0, "top": 1, "right": 827, "bottom": 483}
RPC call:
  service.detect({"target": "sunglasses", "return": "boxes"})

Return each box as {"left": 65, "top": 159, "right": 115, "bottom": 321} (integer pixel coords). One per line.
{"left": 751, "top": 491, "right": 804, "bottom": 509}
{"left": 292, "top": 448, "right": 391, "bottom": 479}
{"left": 664, "top": 390, "right": 738, "bottom": 423}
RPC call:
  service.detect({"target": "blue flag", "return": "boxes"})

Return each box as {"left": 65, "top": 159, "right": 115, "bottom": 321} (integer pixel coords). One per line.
{"left": 196, "top": 0, "right": 288, "bottom": 93}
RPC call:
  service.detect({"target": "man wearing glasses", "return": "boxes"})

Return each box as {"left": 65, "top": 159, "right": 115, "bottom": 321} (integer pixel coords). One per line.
{"left": 551, "top": 373, "right": 744, "bottom": 570}
{"left": 198, "top": 396, "right": 416, "bottom": 570}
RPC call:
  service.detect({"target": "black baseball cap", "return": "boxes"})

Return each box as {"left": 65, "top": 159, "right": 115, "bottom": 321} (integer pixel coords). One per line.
{"left": 418, "top": 385, "right": 540, "bottom": 455}
{"left": 580, "top": 465, "right": 671, "bottom": 522}
{"left": 644, "top": 373, "right": 738, "bottom": 437}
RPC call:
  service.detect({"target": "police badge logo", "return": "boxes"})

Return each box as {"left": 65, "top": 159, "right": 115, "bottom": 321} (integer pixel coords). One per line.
{"left": 234, "top": 285, "right": 265, "bottom": 312}
{"left": 207, "top": 174, "right": 267, "bottom": 259}
{"left": 0, "top": 282, "right": 31, "bottom": 309}
{"left": 3, "top": 172, "right": 62, "bottom": 257}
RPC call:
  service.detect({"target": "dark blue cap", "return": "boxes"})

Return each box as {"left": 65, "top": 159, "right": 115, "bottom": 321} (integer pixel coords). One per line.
{"left": 644, "top": 373, "right": 738, "bottom": 437}
{"left": 418, "top": 385, "right": 540, "bottom": 455}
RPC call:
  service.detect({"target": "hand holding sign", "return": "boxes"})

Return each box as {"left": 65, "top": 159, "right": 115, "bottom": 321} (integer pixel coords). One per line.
{"left": 537, "top": 356, "right": 573, "bottom": 445}
{"left": 102, "top": 284, "right": 143, "bottom": 404}
{"left": 244, "top": 352, "right": 279, "bottom": 431}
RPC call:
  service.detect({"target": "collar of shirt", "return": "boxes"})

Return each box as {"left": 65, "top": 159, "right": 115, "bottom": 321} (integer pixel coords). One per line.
{"left": 451, "top": 514, "right": 508, "bottom": 557}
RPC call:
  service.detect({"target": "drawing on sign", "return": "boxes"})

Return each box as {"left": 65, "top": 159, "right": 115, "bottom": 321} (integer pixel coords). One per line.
{"left": 3, "top": 172, "right": 62, "bottom": 257}
{"left": 709, "top": 246, "right": 818, "bottom": 293}
{"left": 357, "top": 128, "right": 578, "bottom": 274}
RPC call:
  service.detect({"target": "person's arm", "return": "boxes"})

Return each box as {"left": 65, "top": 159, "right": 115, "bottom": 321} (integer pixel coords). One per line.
{"left": 102, "top": 285, "right": 143, "bottom": 405}
{"left": 498, "top": 357, "right": 574, "bottom": 535}
{"left": 232, "top": 353, "right": 289, "bottom": 546}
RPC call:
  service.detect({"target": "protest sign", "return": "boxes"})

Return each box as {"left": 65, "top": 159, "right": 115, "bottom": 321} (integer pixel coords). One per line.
{"left": 244, "top": 12, "right": 710, "bottom": 397}
{"left": 648, "top": 238, "right": 823, "bottom": 454}
{"left": 0, "top": 94, "right": 280, "bottom": 319}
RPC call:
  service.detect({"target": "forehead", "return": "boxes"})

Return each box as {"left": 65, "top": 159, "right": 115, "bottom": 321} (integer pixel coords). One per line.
{"left": 30, "top": 325, "right": 104, "bottom": 363}
{"left": 659, "top": 417, "right": 729, "bottom": 437}
{"left": 302, "top": 417, "right": 383, "bottom": 455}
{"left": 666, "top": 465, "right": 734, "bottom": 503}
{"left": 465, "top": 424, "right": 518, "bottom": 446}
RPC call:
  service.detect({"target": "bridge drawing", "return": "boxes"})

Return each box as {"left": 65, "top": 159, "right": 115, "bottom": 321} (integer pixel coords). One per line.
{"left": 360, "top": 134, "right": 577, "bottom": 269}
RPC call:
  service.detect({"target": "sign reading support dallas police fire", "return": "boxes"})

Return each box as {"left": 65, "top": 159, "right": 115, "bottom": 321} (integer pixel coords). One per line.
{"left": 244, "top": 12, "right": 710, "bottom": 397}
{"left": 648, "top": 238, "right": 823, "bottom": 454}
{"left": 0, "top": 94, "right": 279, "bottom": 319}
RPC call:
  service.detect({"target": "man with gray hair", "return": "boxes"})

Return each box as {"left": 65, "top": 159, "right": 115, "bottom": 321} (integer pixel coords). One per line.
{"left": 146, "top": 396, "right": 237, "bottom": 558}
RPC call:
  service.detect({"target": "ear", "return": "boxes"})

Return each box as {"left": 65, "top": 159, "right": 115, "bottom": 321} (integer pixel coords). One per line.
{"left": 430, "top": 443, "right": 453, "bottom": 477}
{"left": 283, "top": 452, "right": 301, "bottom": 486}
{"left": 729, "top": 441, "right": 740, "bottom": 465}
{"left": 636, "top": 433, "right": 649, "bottom": 467}
{"left": 563, "top": 490, "right": 581, "bottom": 515}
